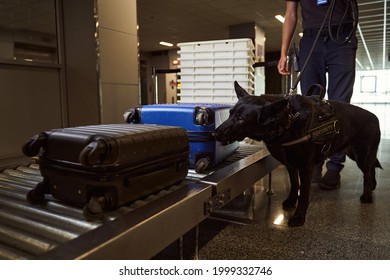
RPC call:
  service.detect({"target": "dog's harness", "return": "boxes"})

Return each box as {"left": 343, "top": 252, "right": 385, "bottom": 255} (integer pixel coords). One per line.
{"left": 279, "top": 84, "right": 340, "bottom": 157}
{"left": 281, "top": 119, "right": 340, "bottom": 157}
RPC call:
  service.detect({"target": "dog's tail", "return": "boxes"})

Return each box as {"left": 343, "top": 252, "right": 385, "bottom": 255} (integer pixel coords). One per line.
{"left": 375, "top": 158, "right": 383, "bottom": 170}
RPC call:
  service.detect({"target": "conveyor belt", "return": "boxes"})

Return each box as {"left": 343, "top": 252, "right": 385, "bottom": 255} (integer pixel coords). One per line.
{"left": 186, "top": 143, "right": 267, "bottom": 180}
{"left": 0, "top": 143, "right": 280, "bottom": 259}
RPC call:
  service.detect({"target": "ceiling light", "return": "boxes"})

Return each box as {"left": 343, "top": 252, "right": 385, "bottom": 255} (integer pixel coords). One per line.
{"left": 275, "top": 15, "right": 285, "bottom": 23}
{"left": 357, "top": 24, "right": 375, "bottom": 70}
{"left": 159, "top": 41, "right": 173, "bottom": 47}
{"left": 356, "top": 58, "right": 364, "bottom": 70}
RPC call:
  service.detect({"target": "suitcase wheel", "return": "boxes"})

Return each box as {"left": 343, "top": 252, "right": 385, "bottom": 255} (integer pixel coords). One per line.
{"left": 83, "top": 196, "right": 106, "bottom": 221}
{"left": 195, "top": 107, "right": 214, "bottom": 126}
{"left": 79, "top": 140, "right": 107, "bottom": 166}
{"left": 123, "top": 108, "right": 140, "bottom": 123}
{"left": 22, "top": 133, "right": 48, "bottom": 157}
{"left": 195, "top": 157, "right": 211, "bottom": 173}
{"left": 26, "top": 182, "right": 47, "bottom": 204}
{"left": 195, "top": 110, "right": 210, "bottom": 126}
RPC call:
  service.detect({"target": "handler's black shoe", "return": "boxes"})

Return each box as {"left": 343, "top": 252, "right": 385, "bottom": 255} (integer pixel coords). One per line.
{"left": 318, "top": 169, "right": 341, "bottom": 190}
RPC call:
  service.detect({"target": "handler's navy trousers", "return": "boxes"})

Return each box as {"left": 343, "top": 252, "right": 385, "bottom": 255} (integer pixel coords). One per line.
{"left": 299, "top": 26, "right": 358, "bottom": 171}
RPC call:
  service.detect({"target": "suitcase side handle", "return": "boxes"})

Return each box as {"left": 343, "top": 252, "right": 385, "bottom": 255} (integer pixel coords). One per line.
{"left": 22, "top": 133, "right": 48, "bottom": 157}
{"left": 79, "top": 139, "right": 108, "bottom": 166}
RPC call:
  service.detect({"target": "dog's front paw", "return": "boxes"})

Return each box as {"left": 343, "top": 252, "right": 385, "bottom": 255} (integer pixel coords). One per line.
{"left": 282, "top": 199, "right": 296, "bottom": 210}
{"left": 360, "top": 193, "right": 373, "bottom": 203}
{"left": 288, "top": 215, "right": 305, "bottom": 227}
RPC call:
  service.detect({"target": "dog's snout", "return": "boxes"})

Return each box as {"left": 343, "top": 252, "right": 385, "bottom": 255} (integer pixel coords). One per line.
{"left": 214, "top": 127, "right": 226, "bottom": 141}
{"left": 214, "top": 125, "right": 234, "bottom": 146}
{"left": 213, "top": 131, "right": 223, "bottom": 142}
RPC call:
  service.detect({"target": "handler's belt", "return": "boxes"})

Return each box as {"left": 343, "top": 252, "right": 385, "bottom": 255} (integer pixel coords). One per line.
{"left": 303, "top": 22, "right": 354, "bottom": 38}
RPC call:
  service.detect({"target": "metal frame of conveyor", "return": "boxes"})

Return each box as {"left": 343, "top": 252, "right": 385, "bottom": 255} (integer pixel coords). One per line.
{"left": 0, "top": 144, "right": 280, "bottom": 260}
{"left": 37, "top": 146, "right": 280, "bottom": 260}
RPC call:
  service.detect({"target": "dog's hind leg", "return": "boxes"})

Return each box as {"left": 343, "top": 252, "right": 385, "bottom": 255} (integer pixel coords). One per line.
{"left": 282, "top": 166, "right": 299, "bottom": 210}
{"left": 358, "top": 159, "right": 377, "bottom": 204}
{"left": 354, "top": 122, "right": 381, "bottom": 203}
{"left": 288, "top": 165, "right": 313, "bottom": 227}
{"left": 358, "top": 161, "right": 376, "bottom": 204}
{"left": 348, "top": 146, "right": 379, "bottom": 204}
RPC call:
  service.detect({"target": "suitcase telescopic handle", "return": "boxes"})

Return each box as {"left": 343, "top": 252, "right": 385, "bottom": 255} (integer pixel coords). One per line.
{"left": 79, "top": 139, "right": 107, "bottom": 166}
{"left": 22, "top": 133, "right": 48, "bottom": 157}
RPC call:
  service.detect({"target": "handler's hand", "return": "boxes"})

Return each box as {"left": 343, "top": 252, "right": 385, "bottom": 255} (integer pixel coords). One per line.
{"left": 278, "top": 55, "right": 290, "bottom": 75}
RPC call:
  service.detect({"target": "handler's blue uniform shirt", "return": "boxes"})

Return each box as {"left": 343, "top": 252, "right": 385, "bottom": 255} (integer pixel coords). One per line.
{"left": 286, "top": 0, "right": 354, "bottom": 29}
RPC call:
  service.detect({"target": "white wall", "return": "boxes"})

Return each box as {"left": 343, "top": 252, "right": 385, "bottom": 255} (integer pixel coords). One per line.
{"left": 352, "top": 69, "right": 390, "bottom": 103}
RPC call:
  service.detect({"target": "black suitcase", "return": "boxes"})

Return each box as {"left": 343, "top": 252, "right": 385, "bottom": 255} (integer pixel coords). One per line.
{"left": 22, "top": 124, "right": 189, "bottom": 220}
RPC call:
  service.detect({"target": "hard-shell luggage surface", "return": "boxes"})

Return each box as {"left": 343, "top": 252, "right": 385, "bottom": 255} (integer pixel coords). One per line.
{"left": 22, "top": 124, "right": 189, "bottom": 220}
{"left": 124, "top": 103, "right": 239, "bottom": 173}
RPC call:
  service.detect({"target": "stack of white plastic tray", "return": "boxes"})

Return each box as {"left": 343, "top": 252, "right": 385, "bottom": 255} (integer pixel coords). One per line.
{"left": 177, "top": 38, "right": 255, "bottom": 104}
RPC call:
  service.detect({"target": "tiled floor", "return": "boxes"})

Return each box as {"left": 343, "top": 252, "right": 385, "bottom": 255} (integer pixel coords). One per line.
{"left": 190, "top": 137, "right": 390, "bottom": 260}
{"left": 155, "top": 103, "right": 390, "bottom": 259}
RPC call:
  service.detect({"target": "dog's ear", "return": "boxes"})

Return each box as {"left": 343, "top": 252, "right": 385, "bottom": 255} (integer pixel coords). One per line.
{"left": 261, "top": 98, "right": 289, "bottom": 118}
{"left": 234, "top": 81, "right": 249, "bottom": 99}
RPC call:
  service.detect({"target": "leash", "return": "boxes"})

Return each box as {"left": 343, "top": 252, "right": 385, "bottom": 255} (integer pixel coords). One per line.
{"left": 287, "top": 0, "right": 359, "bottom": 95}
{"left": 328, "top": 0, "right": 359, "bottom": 45}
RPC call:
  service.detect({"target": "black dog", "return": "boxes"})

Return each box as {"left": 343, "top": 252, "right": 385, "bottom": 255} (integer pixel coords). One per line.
{"left": 215, "top": 82, "right": 382, "bottom": 226}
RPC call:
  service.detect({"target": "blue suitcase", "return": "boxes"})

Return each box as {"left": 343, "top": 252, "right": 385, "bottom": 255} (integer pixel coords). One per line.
{"left": 124, "top": 104, "right": 239, "bottom": 173}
